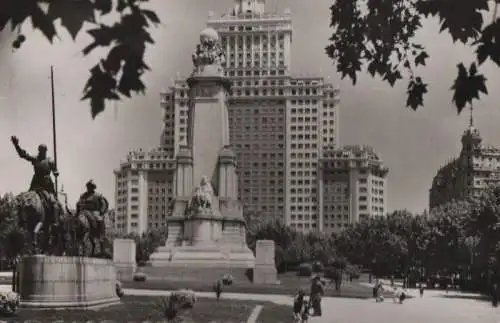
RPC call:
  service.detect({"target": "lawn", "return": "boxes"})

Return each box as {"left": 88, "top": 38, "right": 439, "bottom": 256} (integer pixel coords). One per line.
{"left": 5, "top": 296, "right": 292, "bottom": 322}
{"left": 123, "top": 272, "right": 378, "bottom": 299}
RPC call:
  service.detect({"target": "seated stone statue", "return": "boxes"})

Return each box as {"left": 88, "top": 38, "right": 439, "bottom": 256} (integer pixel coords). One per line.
{"left": 190, "top": 176, "right": 214, "bottom": 212}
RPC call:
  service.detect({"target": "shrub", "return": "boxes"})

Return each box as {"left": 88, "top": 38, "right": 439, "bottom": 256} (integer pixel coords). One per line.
{"left": 324, "top": 266, "right": 341, "bottom": 280}
{"left": 345, "top": 264, "right": 361, "bottom": 279}
{"left": 115, "top": 281, "right": 124, "bottom": 298}
{"left": 133, "top": 272, "right": 147, "bottom": 282}
{"left": 312, "top": 261, "right": 324, "bottom": 273}
{"left": 0, "top": 291, "right": 19, "bottom": 316}
{"left": 171, "top": 289, "right": 197, "bottom": 309}
{"left": 222, "top": 274, "right": 233, "bottom": 286}
{"left": 297, "top": 263, "right": 313, "bottom": 277}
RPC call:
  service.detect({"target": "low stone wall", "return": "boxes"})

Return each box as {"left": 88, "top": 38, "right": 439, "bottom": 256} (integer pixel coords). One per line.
{"left": 17, "top": 255, "right": 120, "bottom": 309}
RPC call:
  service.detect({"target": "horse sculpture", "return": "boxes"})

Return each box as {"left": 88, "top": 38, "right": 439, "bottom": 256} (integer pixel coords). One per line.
{"left": 15, "top": 190, "right": 64, "bottom": 255}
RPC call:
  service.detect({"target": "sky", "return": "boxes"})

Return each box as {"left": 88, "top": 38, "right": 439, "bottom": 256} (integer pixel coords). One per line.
{"left": 1, "top": 0, "right": 500, "bottom": 214}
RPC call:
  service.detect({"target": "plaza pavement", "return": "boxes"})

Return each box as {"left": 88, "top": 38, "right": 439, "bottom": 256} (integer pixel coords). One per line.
{"left": 0, "top": 282, "right": 498, "bottom": 323}
{"left": 123, "top": 287, "right": 500, "bottom": 323}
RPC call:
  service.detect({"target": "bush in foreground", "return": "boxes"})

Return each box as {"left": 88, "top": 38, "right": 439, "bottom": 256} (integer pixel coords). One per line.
{"left": 133, "top": 272, "right": 147, "bottom": 282}
{"left": 297, "top": 263, "right": 313, "bottom": 277}
{"left": 115, "top": 281, "right": 124, "bottom": 298}
{"left": 222, "top": 274, "right": 234, "bottom": 286}
{"left": 172, "top": 289, "right": 197, "bottom": 309}
{"left": 0, "top": 291, "right": 19, "bottom": 316}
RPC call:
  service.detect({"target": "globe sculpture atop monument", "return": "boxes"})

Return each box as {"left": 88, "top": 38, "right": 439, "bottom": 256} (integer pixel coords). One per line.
{"left": 147, "top": 28, "right": 255, "bottom": 281}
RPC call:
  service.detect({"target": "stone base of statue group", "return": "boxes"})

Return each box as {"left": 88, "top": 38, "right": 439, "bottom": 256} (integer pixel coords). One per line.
{"left": 17, "top": 255, "right": 120, "bottom": 310}
{"left": 145, "top": 215, "right": 254, "bottom": 282}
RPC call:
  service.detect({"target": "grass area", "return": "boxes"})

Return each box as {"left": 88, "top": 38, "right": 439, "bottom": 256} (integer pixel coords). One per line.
{"left": 123, "top": 272, "right": 377, "bottom": 299}
{"left": 257, "top": 303, "right": 294, "bottom": 323}
{"left": 6, "top": 296, "right": 292, "bottom": 322}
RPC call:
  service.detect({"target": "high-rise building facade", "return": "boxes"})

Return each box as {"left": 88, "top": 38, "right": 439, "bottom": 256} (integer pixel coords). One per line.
{"left": 113, "top": 148, "right": 176, "bottom": 234}
{"left": 318, "top": 145, "right": 388, "bottom": 234}
{"left": 429, "top": 121, "right": 500, "bottom": 209}
{"left": 115, "top": 0, "right": 340, "bottom": 234}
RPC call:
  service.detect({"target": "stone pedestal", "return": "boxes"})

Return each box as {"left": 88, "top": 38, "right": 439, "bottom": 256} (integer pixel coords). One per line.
{"left": 113, "top": 239, "right": 136, "bottom": 281}
{"left": 253, "top": 240, "right": 278, "bottom": 284}
{"left": 17, "top": 255, "right": 120, "bottom": 309}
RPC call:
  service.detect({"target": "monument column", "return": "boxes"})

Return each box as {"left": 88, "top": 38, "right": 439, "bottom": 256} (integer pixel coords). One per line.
{"left": 148, "top": 27, "right": 255, "bottom": 274}
{"left": 218, "top": 146, "right": 239, "bottom": 200}
{"left": 186, "top": 29, "right": 231, "bottom": 193}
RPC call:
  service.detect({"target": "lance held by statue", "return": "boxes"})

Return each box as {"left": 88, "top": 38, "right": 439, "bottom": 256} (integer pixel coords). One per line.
{"left": 11, "top": 135, "right": 63, "bottom": 255}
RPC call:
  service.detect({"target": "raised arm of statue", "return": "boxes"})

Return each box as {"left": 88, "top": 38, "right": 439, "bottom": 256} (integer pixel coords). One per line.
{"left": 10, "top": 136, "right": 35, "bottom": 163}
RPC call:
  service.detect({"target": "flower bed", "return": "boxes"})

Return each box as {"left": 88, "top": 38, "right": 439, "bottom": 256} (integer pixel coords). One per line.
{"left": 0, "top": 291, "right": 19, "bottom": 316}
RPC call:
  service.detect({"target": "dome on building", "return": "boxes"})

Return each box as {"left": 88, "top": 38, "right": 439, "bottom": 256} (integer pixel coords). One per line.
{"left": 200, "top": 27, "right": 219, "bottom": 43}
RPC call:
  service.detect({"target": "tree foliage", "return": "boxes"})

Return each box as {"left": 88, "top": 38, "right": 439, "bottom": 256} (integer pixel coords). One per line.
{"left": 0, "top": 193, "right": 25, "bottom": 264}
{"left": 1, "top": 0, "right": 160, "bottom": 118}
{"left": 467, "top": 185, "right": 500, "bottom": 275}
{"left": 326, "top": 0, "right": 496, "bottom": 112}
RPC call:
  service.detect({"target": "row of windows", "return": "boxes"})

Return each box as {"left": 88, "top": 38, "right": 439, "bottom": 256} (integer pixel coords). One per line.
{"left": 226, "top": 69, "right": 286, "bottom": 77}
{"left": 228, "top": 51, "right": 284, "bottom": 59}
{"left": 226, "top": 60, "right": 285, "bottom": 68}
{"left": 291, "top": 222, "right": 317, "bottom": 229}
{"left": 290, "top": 205, "right": 318, "bottom": 211}
{"left": 290, "top": 214, "right": 318, "bottom": 221}
{"left": 324, "top": 205, "right": 349, "bottom": 211}
{"left": 290, "top": 134, "right": 319, "bottom": 140}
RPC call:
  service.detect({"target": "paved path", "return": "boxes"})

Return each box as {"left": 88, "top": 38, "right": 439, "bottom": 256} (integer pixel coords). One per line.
{"left": 123, "top": 288, "right": 499, "bottom": 323}
{"left": 2, "top": 283, "right": 498, "bottom": 323}
{"left": 246, "top": 305, "right": 263, "bottom": 323}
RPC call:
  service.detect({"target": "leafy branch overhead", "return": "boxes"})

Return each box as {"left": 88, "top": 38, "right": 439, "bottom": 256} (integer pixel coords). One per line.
{"left": 0, "top": 0, "right": 160, "bottom": 118}
{"left": 326, "top": 0, "right": 494, "bottom": 112}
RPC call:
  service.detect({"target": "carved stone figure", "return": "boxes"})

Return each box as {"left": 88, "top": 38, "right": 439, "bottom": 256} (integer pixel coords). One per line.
{"left": 191, "top": 28, "right": 226, "bottom": 73}
{"left": 189, "top": 176, "right": 214, "bottom": 213}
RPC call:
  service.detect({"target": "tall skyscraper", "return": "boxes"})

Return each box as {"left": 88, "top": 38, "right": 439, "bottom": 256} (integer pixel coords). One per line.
{"left": 318, "top": 145, "right": 388, "bottom": 234}
{"left": 115, "top": 0, "right": 340, "bottom": 234}
{"left": 114, "top": 149, "right": 176, "bottom": 234}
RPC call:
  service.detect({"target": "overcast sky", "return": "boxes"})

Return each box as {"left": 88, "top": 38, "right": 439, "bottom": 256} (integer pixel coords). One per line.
{"left": 1, "top": 0, "right": 500, "bottom": 213}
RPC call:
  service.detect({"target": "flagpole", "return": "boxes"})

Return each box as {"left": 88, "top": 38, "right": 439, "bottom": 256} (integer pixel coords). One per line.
{"left": 50, "top": 66, "right": 58, "bottom": 197}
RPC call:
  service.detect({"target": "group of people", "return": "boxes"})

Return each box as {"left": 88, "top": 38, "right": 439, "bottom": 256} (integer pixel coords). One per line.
{"left": 10, "top": 136, "right": 107, "bottom": 252}
{"left": 373, "top": 280, "right": 408, "bottom": 304}
{"left": 293, "top": 275, "right": 325, "bottom": 322}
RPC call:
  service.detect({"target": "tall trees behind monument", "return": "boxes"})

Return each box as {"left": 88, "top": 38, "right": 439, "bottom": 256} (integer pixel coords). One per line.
{"left": 0, "top": 193, "right": 24, "bottom": 268}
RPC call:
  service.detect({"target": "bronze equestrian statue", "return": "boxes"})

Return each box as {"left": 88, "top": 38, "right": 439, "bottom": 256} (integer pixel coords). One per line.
{"left": 72, "top": 180, "right": 109, "bottom": 257}
{"left": 11, "top": 136, "right": 63, "bottom": 255}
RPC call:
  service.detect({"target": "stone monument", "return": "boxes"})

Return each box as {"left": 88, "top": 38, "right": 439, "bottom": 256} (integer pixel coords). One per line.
{"left": 17, "top": 255, "right": 120, "bottom": 309}
{"left": 253, "top": 240, "right": 279, "bottom": 284}
{"left": 113, "top": 238, "right": 137, "bottom": 281}
{"left": 147, "top": 28, "right": 255, "bottom": 281}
